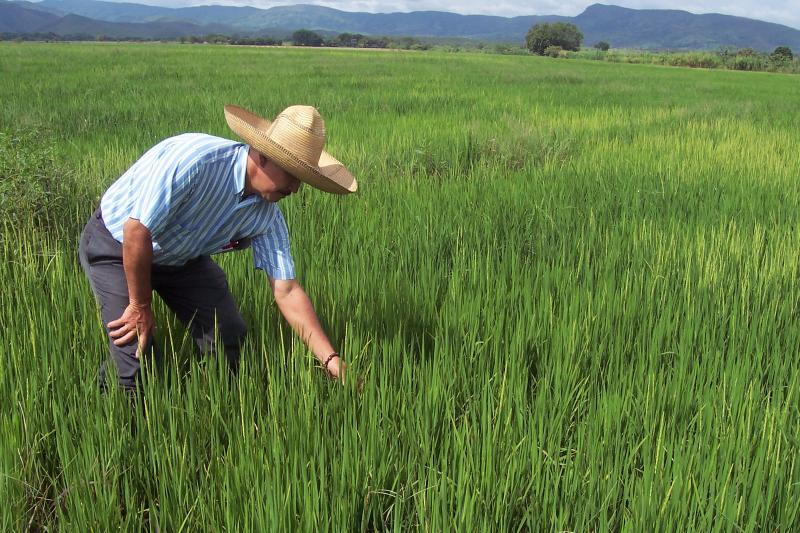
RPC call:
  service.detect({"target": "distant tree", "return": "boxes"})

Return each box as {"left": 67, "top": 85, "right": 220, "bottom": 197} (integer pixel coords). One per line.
{"left": 771, "top": 46, "right": 793, "bottom": 62}
{"left": 241, "top": 36, "right": 278, "bottom": 46}
{"left": 715, "top": 45, "right": 737, "bottom": 62}
{"left": 362, "top": 36, "right": 388, "bottom": 48}
{"left": 394, "top": 36, "right": 419, "bottom": 50}
{"left": 333, "top": 32, "right": 365, "bottom": 47}
{"left": 292, "top": 29, "right": 323, "bottom": 47}
{"left": 594, "top": 41, "right": 610, "bottom": 51}
{"left": 525, "top": 22, "right": 583, "bottom": 55}
{"left": 204, "top": 34, "right": 230, "bottom": 44}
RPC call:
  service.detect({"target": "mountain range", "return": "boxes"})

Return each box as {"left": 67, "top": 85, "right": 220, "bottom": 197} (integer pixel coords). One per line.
{"left": 2, "top": 0, "right": 800, "bottom": 51}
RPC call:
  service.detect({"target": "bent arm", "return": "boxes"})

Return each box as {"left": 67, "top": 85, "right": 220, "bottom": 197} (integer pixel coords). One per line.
{"left": 107, "top": 218, "right": 155, "bottom": 350}
{"left": 270, "top": 278, "right": 340, "bottom": 376}
{"left": 123, "top": 218, "right": 153, "bottom": 306}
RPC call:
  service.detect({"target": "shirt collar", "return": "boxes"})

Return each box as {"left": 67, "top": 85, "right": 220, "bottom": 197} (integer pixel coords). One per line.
{"left": 233, "top": 143, "right": 249, "bottom": 199}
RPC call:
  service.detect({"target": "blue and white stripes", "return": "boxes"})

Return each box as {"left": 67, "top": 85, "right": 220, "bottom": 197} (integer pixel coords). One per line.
{"left": 100, "top": 133, "right": 295, "bottom": 280}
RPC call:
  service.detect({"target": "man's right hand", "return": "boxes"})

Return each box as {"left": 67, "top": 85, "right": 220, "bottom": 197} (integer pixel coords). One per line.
{"left": 116, "top": 217, "right": 155, "bottom": 357}
{"left": 107, "top": 302, "right": 155, "bottom": 356}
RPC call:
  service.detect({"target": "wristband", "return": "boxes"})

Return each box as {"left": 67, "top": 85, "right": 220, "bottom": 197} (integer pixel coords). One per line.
{"left": 324, "top": 352, "right": 339, "bottom": 371}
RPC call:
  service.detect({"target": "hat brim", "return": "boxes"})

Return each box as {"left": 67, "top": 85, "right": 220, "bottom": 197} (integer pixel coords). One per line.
{"left": 224, "top": 105, "right": 357, "bottom": 195}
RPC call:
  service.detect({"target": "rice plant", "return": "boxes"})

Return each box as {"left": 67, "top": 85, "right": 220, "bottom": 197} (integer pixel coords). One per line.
{"left": 1, "top": 42, "right": 799, "bottom": 530}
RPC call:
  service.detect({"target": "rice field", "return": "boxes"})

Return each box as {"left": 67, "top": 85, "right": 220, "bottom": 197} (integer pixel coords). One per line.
{"left": 2, "top": 42, "right": 800, "bottom": 530}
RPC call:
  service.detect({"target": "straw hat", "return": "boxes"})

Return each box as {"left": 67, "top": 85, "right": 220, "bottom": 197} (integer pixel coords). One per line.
{"left": 224, "top": 104, "right": 357, "bottom": 195}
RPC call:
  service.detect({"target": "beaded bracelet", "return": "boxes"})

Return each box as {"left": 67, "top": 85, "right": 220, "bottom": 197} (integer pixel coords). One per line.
{"left": 324, "top": 352, "right": 340, "bottom": 372}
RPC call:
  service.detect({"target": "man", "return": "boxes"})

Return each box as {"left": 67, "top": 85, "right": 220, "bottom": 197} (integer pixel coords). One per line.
{"left": 78, "top": 104, "right": 357, "bottom": 392}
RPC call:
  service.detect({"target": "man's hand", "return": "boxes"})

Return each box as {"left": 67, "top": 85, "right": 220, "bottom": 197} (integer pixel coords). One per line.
{"left": 325, "top": 355, "right": 344, "bottom": 380}
{"left": 115, "top": 217, "right": 155, "bottom": 356}
{"left": 325, "top": 357, "right": 366, "bottom": 392}
{"left": 107, "top": 302, "right": 155, "bottom": 355}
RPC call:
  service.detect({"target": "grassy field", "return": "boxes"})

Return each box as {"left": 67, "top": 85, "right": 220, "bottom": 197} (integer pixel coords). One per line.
{"left": 2, "top": 42, "right": 800, "bottom": 530}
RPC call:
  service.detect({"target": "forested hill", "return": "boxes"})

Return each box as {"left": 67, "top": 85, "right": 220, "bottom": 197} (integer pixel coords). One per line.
{"left": 3, "top": 0, "right": 800, "bottom": 50}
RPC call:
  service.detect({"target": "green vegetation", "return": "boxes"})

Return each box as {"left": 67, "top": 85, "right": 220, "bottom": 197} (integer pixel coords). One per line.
{"left": 771, "top": 45, "right": 794, "bottom": 63}
{"left": 0, "top": 127, "right": 92, "bottom": 237}
{"left": 2, "top": 30, "right": 434, "bottom": 51}
{"left": 556, "top": 46, "right": 800, "bottom": 74}
{"left": 526, "top": 22, "right": 584, "bottom": 55}
{"left": 4, "top": 28, "right": 796, "bottom": 74}
{"left": 2, "top": 42, "right": 800, "bottom": 530}
{"left": 594, "top": 40, "right": 611, "bottom": 51}
{"left": 291, "top": 29, "right": 325, "bottom": 47}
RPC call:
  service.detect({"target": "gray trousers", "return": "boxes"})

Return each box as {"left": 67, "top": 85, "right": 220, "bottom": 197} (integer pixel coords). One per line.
{"left": 79, "top": 208, "right": 247, "bottom": 391}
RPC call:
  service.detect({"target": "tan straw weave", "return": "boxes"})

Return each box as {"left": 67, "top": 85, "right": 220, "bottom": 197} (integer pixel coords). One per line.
{"left": 224, "top": 104, "right": 357, "bottom": 195}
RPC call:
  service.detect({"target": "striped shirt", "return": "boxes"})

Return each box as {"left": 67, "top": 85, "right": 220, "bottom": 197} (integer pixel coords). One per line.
{"left": 100, "top": 133, "right": 295, "bottom": 280}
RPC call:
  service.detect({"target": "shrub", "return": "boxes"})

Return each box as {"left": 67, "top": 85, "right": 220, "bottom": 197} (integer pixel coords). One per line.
{"left": 594, "top": 41, "right": 610, "bottom": 51}
{"left": 667, "top": 54, "right": 686, "bottom": 67}
{"left": 544, "top": 45, "right": 564, "bottom": 58}
{"left": 731, "top": 55, "right": 761, "bottom": 71}
{"left": 683, "top": 52, "right": 721, "bottom": 69}
{"left": 771, "top": 46, "right": 793, "bottom": 63}
{"left": 493, "top": 44, "right": 527, "bottom": 55}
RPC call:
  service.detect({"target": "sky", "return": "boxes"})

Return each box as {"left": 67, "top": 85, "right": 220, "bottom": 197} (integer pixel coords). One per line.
{"left": 93, "top": 0, "right": 800, "bottom": 30}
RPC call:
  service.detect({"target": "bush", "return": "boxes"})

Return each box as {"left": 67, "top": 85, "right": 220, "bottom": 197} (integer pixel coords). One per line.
{"left": 680, "top": 52, "right": 721, "bottom": 69}
{"left": 594, "top": 41, "right": 610, "bottom": 51}
{"left": 731, "top": 55, "right": 761, "bottom": 71}
{"left": 544, "top": 45, "right": 564, "bottom": 58}
{"left": 525, "top": 23, "right": 583, "bottom": 55}
{"left": 771, "top": 46, "right": 793, "bottom": 63}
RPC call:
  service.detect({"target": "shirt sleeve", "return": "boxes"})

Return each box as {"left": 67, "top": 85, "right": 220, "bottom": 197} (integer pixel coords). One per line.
{"left": 128, "top": 139, "right": 199, "bottom": 237}
{"left": 252, "top": 208, "right": 296, "bottom": 280}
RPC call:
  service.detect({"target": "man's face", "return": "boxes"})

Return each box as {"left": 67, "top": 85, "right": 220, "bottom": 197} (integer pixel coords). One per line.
{"left": 245, "top": 149, "right": 302, "bottom": 202}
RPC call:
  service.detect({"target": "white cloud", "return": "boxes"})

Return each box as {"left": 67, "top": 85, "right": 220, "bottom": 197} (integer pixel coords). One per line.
{"left": 94, "top": 0, "right": 800, "bottom": 30}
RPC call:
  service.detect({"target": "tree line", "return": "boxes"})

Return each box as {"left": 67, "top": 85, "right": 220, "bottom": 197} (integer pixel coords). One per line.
{"left": 289, "top": 30, "right": 430, "bottom": 49}
{"left": 0, "top": 30, "right": 431, "bottom": 50}
{"left": 178, "top": 30, "right": 431, "bottom": 49}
